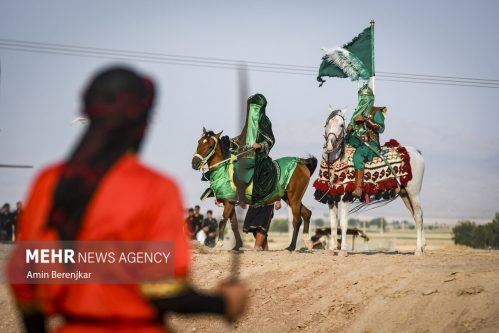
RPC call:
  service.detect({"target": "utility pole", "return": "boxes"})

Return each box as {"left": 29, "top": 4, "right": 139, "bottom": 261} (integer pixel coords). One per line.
{"left": 235, "top": 64, "right": 249, "bottom": 230}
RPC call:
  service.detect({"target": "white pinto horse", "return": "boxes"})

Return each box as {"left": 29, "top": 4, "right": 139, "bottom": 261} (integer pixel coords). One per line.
{"left": 322, "top": 109, "right": 426, "bottom": 256}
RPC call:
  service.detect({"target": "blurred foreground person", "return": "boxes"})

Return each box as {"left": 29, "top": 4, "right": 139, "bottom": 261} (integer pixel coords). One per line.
{"left": 9, "top": 67, "right": 247, "bottom": 333}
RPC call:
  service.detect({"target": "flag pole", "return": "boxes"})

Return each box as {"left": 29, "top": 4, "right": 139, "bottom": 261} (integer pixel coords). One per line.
{"left": 370, "top": 19, "right": 375, "bottom": 95}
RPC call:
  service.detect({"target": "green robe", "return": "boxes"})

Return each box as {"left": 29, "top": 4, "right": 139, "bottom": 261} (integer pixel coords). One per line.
{"left": 234, "top": 107, "right": 276, "bottom": 202}
{"left": 347, "top": 110, "right": 385, "bottom": 170}
{"left": 347, "top": 84, "right": 385, "bottom": 170}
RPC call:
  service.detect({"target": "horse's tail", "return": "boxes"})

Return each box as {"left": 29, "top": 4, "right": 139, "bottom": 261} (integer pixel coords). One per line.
{"left": 302, "top": 156, "right": 318, "bottom": 175}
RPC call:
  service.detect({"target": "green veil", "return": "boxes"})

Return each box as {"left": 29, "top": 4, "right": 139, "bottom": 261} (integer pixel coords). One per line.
{"left": 349, "top": 84, "right": 374, "bottom": 137}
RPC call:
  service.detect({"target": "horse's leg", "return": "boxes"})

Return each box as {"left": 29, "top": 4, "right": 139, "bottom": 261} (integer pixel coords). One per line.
{"left": 401, "top": 193, "right": 425, "bottom": 255}
{"left": 300, "top": 204, "right": 313, "bottom": 251}
{"left": 338, "top": 200, "right": 350, "bottom": 257}
{"left": 284, "top": 164, "right": 310, "bottom": 252}
{"left": 402, "top": 146, "right": 425, "bottom": 255}
{"left": 216, "top": 208, "right": 227, "bottom": 248}
{"left": 217, "top": 201, "right": 233, "bottom": 248}
{"left": 229, "top": 206, "right": 243, "bottom": 251}
{"left": 285, "top": 202, "right": 302, "bottom": 252}
{"left": 326, "top": 202, "right": 339, "bottom": 256}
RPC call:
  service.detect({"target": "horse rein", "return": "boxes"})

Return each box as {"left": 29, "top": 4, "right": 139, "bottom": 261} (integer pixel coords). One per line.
{"left": 193, "top": 135, "right": 218, "bottom": 168}
{"left": 194, "top": 134, "right": 254, "bottom": 172}
{"left": 208, "top": 148, "right": 254, "bottom": 171}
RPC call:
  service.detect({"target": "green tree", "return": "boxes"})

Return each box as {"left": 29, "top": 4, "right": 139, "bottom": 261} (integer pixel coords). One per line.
{"left": 348, "top": 218, "right": 362, "bottom": 227}
{"left": 313, "top": 218, "right": 325, "bottom": 227}
{"left": 452, "top": 214, "right": 499, "bottom": 249}
{"left": 368, "top": 217, "right": 387, "bottom": 231}
{"left": 452, "top": 221, "right": 476, "bottom": 247}
{"left": 472, "top": 225, "right": 490, "bottom": 248}
{"left": 269, "top": 218, "right": 289, "bottom": 233}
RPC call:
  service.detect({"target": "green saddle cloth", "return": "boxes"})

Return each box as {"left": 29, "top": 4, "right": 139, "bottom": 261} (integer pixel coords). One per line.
{"left": 207, "top": 156, "right": 300, "bottom": 206}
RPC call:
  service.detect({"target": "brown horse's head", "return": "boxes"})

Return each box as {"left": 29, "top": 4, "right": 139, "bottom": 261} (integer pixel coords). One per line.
{"left": 192, "top": 127, "right": 223, "bottom": 170}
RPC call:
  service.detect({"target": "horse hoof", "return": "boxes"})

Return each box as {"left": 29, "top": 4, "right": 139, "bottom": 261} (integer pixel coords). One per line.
{"left": 338, "top": 250, "right": 349, "bottom": 257}
{"left": 285, "top": 246, "right": 295, "bottom": 252}
{"left": 325, "top": 249, "right": 335, "bottom": 256}
{"left": 304, "top": 240, "right": 314, "bottom": 251}
{"left": 414, "top": 250, "right": 424, "bottom": 256}
{"left": 231, "top": 244, "right": 243, "bottom": 252}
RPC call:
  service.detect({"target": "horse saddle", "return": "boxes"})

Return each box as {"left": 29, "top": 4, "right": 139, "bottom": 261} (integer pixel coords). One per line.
{"left": 199, "top": 156, "right": 255, "bottom": 201}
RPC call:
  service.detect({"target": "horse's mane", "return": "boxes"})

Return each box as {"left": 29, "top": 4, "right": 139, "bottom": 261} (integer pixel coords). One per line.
{"left": 204, "top": 130, "right": 231, "bottom": 159}
{"left": 204, "top": 130, "right": 216, "bottom": 138}
{"left": 220, "top": 135, "right": 231, "bottom": 159}
{"left": 324, "top": 109, "right": 344, "bottom": 127}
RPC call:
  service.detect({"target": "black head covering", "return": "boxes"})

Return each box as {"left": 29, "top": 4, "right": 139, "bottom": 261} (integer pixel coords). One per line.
{"left": 47, "top": 66, "right": 155, "bottom": 240}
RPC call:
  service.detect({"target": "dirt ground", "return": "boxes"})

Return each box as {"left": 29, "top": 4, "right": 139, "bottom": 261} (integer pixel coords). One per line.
{"left": 1, "top": 243, "right": 499, "bottom": 333}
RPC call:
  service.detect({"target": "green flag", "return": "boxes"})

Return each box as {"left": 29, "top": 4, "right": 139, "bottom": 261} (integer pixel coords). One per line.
{"left": 318, "top": 25, "right": 374, "bottom": 86}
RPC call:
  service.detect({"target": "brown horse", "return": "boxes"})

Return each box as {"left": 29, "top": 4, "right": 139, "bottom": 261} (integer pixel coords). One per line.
{"left": 191, "top": 128, "right": 317, "bottom": 251}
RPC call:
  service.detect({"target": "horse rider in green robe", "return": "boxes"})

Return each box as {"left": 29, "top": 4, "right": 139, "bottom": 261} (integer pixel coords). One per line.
{"left": 346, "top": 84, "right": 385, "bottom": 197}
{"left": 231, "top": 93, "right": 275, "bottom": 208}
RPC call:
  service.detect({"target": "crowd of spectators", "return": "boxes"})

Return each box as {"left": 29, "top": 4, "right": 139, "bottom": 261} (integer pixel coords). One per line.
{"left": 185, "top": 205, "right": 218, "bottom": 248}
{"left": 0, "top": 201, "right": 22, "bottom": 242}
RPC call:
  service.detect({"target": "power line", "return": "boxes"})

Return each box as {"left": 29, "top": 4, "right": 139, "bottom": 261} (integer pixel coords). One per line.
{"left": 375, "top": 78, "right": 499, "bottom": 89}
{"left": 0, "top": 38, "right": 498, "bottom": 88}
{"left": 379, "top": 71, "right": 499, "bottom": 83}
{"left": 376, "top": 74, "right": 499, "bottom": 86}
{"left": 0, "top": 39, "right": 313, "bottom": 73}
{"left": 7, "top": 38, "right": 494, "bottom": 83}
{"left": 0, "top": 38, "right": 311, "bottom": 69}
{"left": 0, "top": 45, "right": 317, "bottom": 77}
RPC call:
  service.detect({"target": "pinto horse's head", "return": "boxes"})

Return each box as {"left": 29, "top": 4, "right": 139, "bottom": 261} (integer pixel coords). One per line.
{"left": 324, "top": 107, "right": 346, "bottom": 154}
{"left": 192, "top": 127, "right": 223, "bottom": 170}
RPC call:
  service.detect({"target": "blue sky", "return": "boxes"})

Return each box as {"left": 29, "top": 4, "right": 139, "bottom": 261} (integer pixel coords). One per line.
{"left": 1, "top": 0, "right": 498, "bottom": 222}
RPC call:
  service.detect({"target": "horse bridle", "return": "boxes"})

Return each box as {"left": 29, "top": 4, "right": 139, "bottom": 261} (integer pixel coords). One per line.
{"left": 193, "top": 135, "right": 218, "bottom": 168}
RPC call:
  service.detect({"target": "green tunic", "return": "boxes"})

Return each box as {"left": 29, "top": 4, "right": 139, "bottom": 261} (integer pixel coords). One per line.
{"left": 347, "top": 85, "right": 385, "bottom": 170}
{"left": 208, "top": 155, "right": 299, "bottom": 206}
{"left": 347, "top": 110, "right": 385, "bottom": 170}
{"left": 234, "top": 114, "right": 275, "bottom": 199}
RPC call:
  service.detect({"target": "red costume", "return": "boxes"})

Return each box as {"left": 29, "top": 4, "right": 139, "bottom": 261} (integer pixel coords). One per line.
{"left": 9, "top": 67, "right": 226, "bottom": 333}
{"left": 12, "top": 155, "right": 189, "bottom": 332}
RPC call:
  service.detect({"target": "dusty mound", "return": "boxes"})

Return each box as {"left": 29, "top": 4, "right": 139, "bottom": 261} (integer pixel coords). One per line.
{"left": 1, "top": 246, "right": 498, "bottom": 332}
{"left": 169, "top": 248, "right": 499, "bottom": 332}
